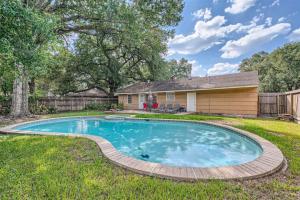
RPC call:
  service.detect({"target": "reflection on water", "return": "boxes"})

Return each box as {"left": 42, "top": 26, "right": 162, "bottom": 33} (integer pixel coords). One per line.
{"left": 16, "top": 118, "right": 263, "bottom": 167}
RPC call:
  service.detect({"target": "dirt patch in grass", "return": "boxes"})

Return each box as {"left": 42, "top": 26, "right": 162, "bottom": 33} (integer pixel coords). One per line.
{"left": 206, "top": 120, "right": 242, "bottom": 126}
{"left": 68, "top": 139, "right": 102, "bottom": 163}
{"left": 239, "top": 169, "right": 300, "bottom": 200}
{"left": 267, "top": 131, "right": 285, "bottom": 137}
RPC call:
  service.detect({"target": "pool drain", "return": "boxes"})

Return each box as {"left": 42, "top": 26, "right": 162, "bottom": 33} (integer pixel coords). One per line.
{"left": 140, "top": 154, "right": 150, "bottom": 159}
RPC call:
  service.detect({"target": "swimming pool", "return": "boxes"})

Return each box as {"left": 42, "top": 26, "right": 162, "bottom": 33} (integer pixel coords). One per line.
{"left": 13, "top": 117, "right": 263, "bottom": 168}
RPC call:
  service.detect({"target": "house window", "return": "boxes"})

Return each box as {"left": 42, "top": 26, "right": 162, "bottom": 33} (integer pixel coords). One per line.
{"left": 166, "top": 92, "right": 175, "bottom": 102}
{"left": 153, "top": 95, "right": 157, "bottom": 103}
{"left": 128, "top": 95, "right": 132, "bottom": 104}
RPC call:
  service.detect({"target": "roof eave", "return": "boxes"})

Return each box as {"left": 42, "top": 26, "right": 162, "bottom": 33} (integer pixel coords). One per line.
{"left": 115, "top": 84, "right": 259, "bottom": 95}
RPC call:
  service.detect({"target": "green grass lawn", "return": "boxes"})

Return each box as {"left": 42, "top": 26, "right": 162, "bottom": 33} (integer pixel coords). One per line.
{"left": 1, "top": 112, "right": 300, "bottom": 199}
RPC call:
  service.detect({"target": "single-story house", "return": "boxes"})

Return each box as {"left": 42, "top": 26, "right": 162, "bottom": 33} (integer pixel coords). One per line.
{"left": 116, "top": 71, "right": 259, "bottom": 116}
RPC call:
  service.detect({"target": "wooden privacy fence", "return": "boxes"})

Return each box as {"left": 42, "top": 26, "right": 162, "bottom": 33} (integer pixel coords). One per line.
{"left": 259, "top": 90, "right": 300, "bottom": 123}
{"left": 36, "top": 97, "right": 118, "bottom": 112}
{"left": 258, "top": 93, "right": 278, "bottom": 116}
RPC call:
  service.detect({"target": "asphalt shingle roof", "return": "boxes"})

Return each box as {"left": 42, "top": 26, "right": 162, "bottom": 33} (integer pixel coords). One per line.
{"left": 116, "top": 71, "right": 259, "bottom": 94}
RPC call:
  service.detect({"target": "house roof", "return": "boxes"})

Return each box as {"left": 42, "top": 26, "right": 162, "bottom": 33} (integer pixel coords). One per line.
{"left": 116, "top": 71, "right": 259, "bottom": 94}
{"left": 66, "top": 88, "right": 108, "bottom": 97}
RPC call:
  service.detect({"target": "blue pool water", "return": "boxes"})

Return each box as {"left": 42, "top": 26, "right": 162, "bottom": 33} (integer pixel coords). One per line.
{"left": 14, "top": 118, "right": 262, "bottom": 167}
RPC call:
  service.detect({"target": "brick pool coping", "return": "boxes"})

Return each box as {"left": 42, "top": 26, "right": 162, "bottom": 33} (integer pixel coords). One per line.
{"left": 0, "top": 116, "right": 284, "bottom": 181}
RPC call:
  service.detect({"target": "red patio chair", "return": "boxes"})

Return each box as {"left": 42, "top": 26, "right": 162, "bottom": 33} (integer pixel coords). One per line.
{"left": 143, "top": 103, "right": 148, "bottom": 110}
{"left": 152, "top": 103, "right": 158, "bottom": 109}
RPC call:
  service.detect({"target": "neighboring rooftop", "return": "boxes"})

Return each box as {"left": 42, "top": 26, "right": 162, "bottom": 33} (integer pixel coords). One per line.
{"left": 66, "top": 88, "right": 108, "bottom": 97}
{"left": 116, "top": 71, "right": 259, "bottom": 94}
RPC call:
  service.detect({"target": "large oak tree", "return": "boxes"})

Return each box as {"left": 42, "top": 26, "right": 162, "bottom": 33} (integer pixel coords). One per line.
{"left": 1, "top": 0, "right": 184, "bottom": 116}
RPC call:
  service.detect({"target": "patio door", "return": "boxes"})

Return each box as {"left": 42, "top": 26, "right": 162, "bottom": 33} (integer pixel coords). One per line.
{"left": 139, "top": 94, "right": 146, "bottom": 109}
{"left": 187, "top": 92, "right": 196, "bottom": 112}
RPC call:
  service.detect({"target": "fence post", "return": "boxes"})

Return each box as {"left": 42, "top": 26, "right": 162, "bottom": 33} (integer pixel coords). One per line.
{"left": 277, "top": 95, "right": 280, "bottom": 115}
{"left": 71, "top": 98, "right": 73, "bottom": 111}
{"left": 257, "top": 94, "right": 260, "bottom": 116}
{"left": 54, "top": 98, "right": 57, "bottom": 109}
{"left": 291, "top": 93, "right": 293, "bottom": 116}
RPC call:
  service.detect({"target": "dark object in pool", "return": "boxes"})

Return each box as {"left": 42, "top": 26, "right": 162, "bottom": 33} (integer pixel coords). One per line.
{"left": 141, "top": 154, "right": 150, "bottom": 159}
{"left": 145, "top": 119, "right": 150, "bottom": 121}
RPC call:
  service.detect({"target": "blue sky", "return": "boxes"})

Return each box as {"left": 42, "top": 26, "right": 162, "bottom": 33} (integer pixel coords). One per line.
{"left": 167, "top": 0, "right": 300, "bottom": 76}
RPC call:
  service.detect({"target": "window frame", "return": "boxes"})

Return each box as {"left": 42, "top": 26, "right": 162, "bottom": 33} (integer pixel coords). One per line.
{"left": 128, "top": 95, "right": 132, "bottom": 104}
{"left": 166, "top": 92, "right": 175, "bottom": 103}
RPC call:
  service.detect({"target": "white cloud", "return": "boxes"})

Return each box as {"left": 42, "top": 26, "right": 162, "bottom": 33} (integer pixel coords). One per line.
{"left": 252, "top": 13, "right": 264, "bottom": 23}
{"left": 168, "top": 16, "right": 241, "bottom": 55}
{"left": 265, "top": 17, "right": 272, "bottom": 26}
{"left": 207, "top": 63, "right": 239, "bottom": 75}
{"left": 235, "top": 15, "right": 263, "bottom": 33}
{"left": 192, "top": 8, "right": 212, "bottom": 21}
{"left": 270, "top": 0, "right": 280, "bottom": 7}
{"left": 235, "top": 13, "right": 266, "bottom": 33}
{"left": 190, "top": 60, "right": 206, "bottom": 76}
{"left": 213, "top": 0, "right": 219, "bottom": 4}
{"left": 288, "top": 28, "right": 300, "bottom": 42}
{"left": 220, "top": 23, "right": 291, "bottom": 58}
{"left": 225, "top": 0, "right": 256, "bottom": 14}
{"left": 278, "top": 17, "right": 286, "bottom": 22}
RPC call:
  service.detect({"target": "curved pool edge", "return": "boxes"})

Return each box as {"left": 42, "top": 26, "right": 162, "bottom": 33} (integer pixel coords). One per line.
{"left": 0, "top": 116, "right": 285, "bottom": 181}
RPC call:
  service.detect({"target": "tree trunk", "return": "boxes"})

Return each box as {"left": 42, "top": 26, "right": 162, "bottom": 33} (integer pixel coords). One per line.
{"left": 10, "top": 64, "right": 30, "bottom": 117}
{"left": 29, "top": 77, "right": 35, "bottom": 94}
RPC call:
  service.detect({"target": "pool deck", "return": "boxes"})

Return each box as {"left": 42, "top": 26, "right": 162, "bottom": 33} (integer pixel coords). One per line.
{"left": 0, "top": 117, "right": 285, "bottom": 181}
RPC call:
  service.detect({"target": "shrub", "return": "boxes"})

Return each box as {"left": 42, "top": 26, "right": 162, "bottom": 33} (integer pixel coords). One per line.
{"left": 48, "top": 107, "right": 57, "bottom": 114}
{"left": 30, "top": 104, "right": 49, "bottom": 115}
{"left": 111, "top": 103, "right": 124, "bottom": 110}
{"left": 0, "top": 96, "right": 11, "bottom": 115}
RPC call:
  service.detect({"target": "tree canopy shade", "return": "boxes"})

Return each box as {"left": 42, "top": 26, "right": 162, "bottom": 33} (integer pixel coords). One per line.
{"left": 239, "top": 43, "right": 300, "bottom": 92}
{"left": 0, "top": 0, "right": 57, "bottom": 116}
{"left": 0, "top": 0, "right": 184, "bottom": 116}
{"left": 43, "top": 0, "right": 184, "bottom": 96}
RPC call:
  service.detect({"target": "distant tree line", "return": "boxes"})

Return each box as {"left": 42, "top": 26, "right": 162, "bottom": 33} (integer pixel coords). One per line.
{"left": 239, "top": 42, "right": 300, "bottom": 92}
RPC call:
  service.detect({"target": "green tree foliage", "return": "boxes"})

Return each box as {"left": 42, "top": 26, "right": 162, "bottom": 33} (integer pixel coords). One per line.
{"left": 50, "top": 0, "right": 184, "bottom": 96}
{"left": 0, "top": 0, "right": 184, "bottom": 115}
{"left": 0, "top": 0, "right": 57, "bottom": 116}
{"left": 239, "top": 43, "right": 300, "bottom": 92}
{"left": 239, "top": 52, "right": 268, "bottom": 72}
{"left": 0, "top": 55, "right": 14, "bottom": 96}
{"left": 166, "top": 58, "right": 192, "bottom": 79}
{"left": 0, "top": 0, "right": 56, "bottom": 71}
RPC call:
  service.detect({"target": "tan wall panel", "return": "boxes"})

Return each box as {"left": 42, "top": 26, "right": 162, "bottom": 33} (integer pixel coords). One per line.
{"left": 129, "top": 94, "right": 139, "bottom": 109}
{"left": 157, "top": 93, "right": 166, "bottom": 105}
{"left": 196, "top": 87, "right": 258, "bottom": 115}
{"left": 175, "top": 92, "right": 187, "bottom": 106}
{"left": 118, "top": 95, "right": 127, "bottom": 108}
{"left": 118, "top": 94, "right": 139, "bottom": 109}
{"left": 197, "top": 98, "right": 257, "bottom": 105}
{"left": 199, "top": 87, "right": 258, "bottom": 94}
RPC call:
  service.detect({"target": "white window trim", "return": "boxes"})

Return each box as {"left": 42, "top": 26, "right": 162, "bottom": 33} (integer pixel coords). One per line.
{"left": 166, "top": 92, "right": 175, "bottom": 103}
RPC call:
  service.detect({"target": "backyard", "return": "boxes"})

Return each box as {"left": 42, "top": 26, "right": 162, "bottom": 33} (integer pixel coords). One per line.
{"left": 1, "top": 0, "right": 300, "bottom": 199}
{"left": 0, "top": 112, "right": 299, "bottom": 199}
